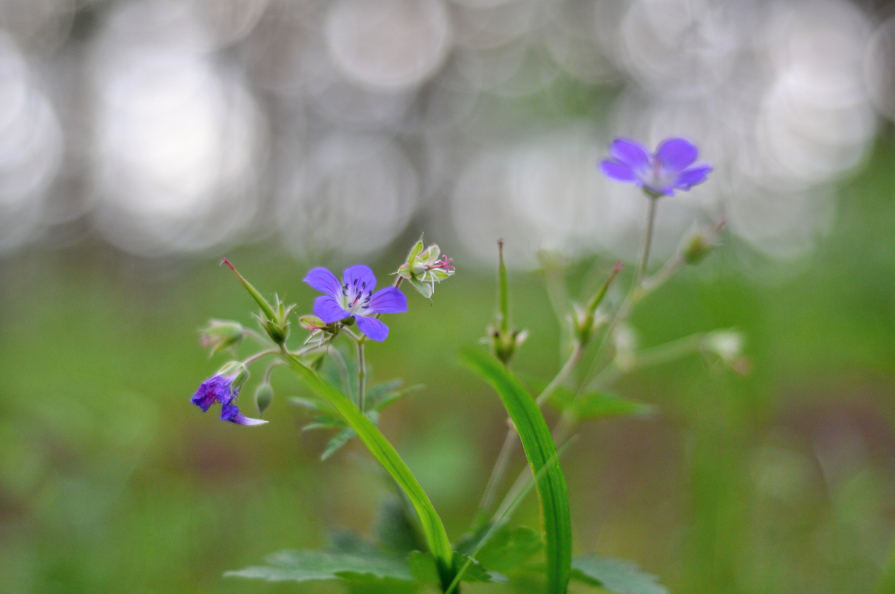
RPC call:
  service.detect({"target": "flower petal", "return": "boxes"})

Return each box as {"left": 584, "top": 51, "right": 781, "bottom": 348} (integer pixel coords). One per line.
{"left": 655, "top": 138, "right": 698, "bottom": 174}
{"left": 675, "top": 164, "right": 713, "bottom": 189}
{"left": 304, "top": 267, "right": 342, "bottom": 297}
{"left": 599, "top": 160, "right": 638, "bottom": 184}
{"left": 343, "top": 264, "right": 377, "bottom": 295}
{"left": 608, "top": 138, "right": 650, "bottom": 171}
{"left": 221, "top": 402, "right": 268, "bottom": 426}
{"left": 366, "top": 287, "right": 408, "bottom": 315}
{"left": 356, "top": 316, "right": 389, "bottom": 342}
{"left": 313, "top": 295, "right": 350, "bottom": 324}
{"left": 191, "top": 375, "right": 233, "bottom": 411}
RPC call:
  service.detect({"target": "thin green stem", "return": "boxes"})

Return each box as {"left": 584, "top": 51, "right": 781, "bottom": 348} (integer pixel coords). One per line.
{"left": 580, "top": 196, "right": 661, "bottom": 392}
{"left": 356, "top": 339, "right": 366, "bottom": 411}
{"left": 241, "top": 348, "right": 279, "bottom": 367}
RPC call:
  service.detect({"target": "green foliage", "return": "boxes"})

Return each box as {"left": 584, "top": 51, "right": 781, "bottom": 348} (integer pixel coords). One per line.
{"left": 225, "top": 549, "right": 413, "bottom": 583}
{"left": 475, "top": 526, "right": 545, "bottom": 574}
{"left": 460, "top": 347, "right": 572, "bottom": 594}
{"left": 570, "top": 555, "right": 669, "bottom": 594}
{"left": 282, "top": 352, "right": 457, "bottom": 588}
{"left": 549, "top": 386, "right": 655, "bottom": 422}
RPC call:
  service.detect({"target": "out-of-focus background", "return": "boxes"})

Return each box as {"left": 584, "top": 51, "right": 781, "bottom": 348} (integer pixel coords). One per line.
{"left": 2, "top": 0, "right": 895, "bottom": 592}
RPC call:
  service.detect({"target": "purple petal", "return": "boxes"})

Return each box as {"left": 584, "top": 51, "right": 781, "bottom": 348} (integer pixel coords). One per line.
{"left": 655, "top": 138, "right": 698, "bottom": 174}
{"left": 191, "top": 375, "right": 233, "bottom": 411}
{"left": 221, "top": 402, "right": 268, "bottom": 426}
{"left": 356, "top": 316, "right": 389, "bottom": 342}
{"left": 366, "top": 287, "right": 408, "bottom": 315}
{"left": 313, "top": 295, "right": 350, "bottom": 324}
{"left": 675, "top": 164, "right": 713, "bottom": 189}
{"left": 343, "top": 265, "right": 377, "bottom": 294}
{"left": 608, "top": 138, "right": 650, "bottom": 172}
{"left": 599, "top": 160, "right": 638, "bottom": 184}
{"left": 304, "top": 267, "right": 342, "bottom": 297}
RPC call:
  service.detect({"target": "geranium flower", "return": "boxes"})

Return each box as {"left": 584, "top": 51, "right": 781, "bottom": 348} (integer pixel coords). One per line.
{"left": 600, "top": 137, "right": 712, "bottom": 197}
{"left": 304, "top": 264, "right": 408, "bottom": 342}
{"left": 191, "top": 363, "right": 267, "bottom": 426}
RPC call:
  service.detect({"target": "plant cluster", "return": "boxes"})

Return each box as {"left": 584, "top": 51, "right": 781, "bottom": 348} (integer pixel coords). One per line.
{"left": 189, "top": 138, "right": 742, "bottom": 593}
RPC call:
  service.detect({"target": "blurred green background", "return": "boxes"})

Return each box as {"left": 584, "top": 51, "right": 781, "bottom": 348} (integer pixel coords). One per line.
{"left": 2, "top": 137, "right": 895, "bottom": 593}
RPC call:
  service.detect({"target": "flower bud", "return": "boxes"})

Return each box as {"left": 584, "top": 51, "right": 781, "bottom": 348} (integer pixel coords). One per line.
{"left": 703, "top": 330, "right": 743, "bottom": 365}
{"left": 682, "top": 220, "right": 725, "bottom": 265}
{"left": 199, "top": 320, "right": 244, "bottom": 356}
{"left": 613, "top": 325, "right": 638, "bottom": 372}
{"left": 254, "top": 382, "right": 274, "bottom": 416}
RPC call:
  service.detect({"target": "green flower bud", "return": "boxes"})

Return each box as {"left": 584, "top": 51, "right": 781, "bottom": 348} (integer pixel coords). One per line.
{"left": 199, "top": 319, "right": 244, "bottom": 356}
{"left": 254, "top": 383, "right": 274, "bottom": 416}
{"left": 682, "top": 220, "right": 725, "bottom": 265}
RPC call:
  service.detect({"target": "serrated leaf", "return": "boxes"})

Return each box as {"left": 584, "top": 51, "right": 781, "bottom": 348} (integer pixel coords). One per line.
{"left": 366, "top": 379, "right": 405, "bottom": 404}
{"left": 283, "top": 353, "right": 456, "bottom": 589}
{"left": 321, "top": 427, "right": 357, "bottom": 460}
{"left": 408, "top": 551, "right": 441, "bottom": 584}
{"left": 289, "top": 396, "right": 328, "bottom": 412}
{"left": 372, "top": 383, "right": 424, "bottom": 412}
{"left": 571, "top": 392, "right": 654, "bottom": 421}
{"left": 475, "top": 526, "right": 544, "bottom": 574}
{"left": 570, "top": 555, "right": 669, "bottom": 594}
{"left": 302, "top": 419, "right": 347, "bottom": 432}
{"left": 547, "top": 386, "right": 654, "bottom": 422}
{"left": 460, "top": 347, "right": 572, "bottom": 594}
{"left": 226, "top": 550, "right": 413, "bottom": 583}
{"left": 455, "top": 554, "right": 505, "bottom": 583}
{"left": 376, "top": 498, "right": 422, "bottom": 553}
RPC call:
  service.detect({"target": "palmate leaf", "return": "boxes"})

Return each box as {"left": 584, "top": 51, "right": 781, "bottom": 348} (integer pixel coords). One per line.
{"left": 475, "top": 525, "right": 544, "bottom": 574}
{"left": 282, "top": 353, "right": 457, "bottom": 590}
{"left": 226, "top": 549, "right": 413, "bottom": 583}
{"left": 549, "top": 386, "right": 655, "bottom": 422}
{"left": 460, "top": 347, "right": 572, "bottom": 594}
{"left": 571, "top": 555, "right": 670, "bottom": 594}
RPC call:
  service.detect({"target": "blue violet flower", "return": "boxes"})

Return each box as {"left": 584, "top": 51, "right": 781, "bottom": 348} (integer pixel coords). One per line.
{"left": 304, "top": 264, "right": 408, "bottom": 342}
{"left": 600, "top": 137, "right": 712, "bottom": 197}
{"left": 191, "top": 364, "right": 267, "bottom": 426}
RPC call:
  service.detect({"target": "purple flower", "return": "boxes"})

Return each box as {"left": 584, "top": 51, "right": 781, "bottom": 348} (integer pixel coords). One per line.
{"left": 191, "top": 375, "right": 236, "bottom": 411}
{"left": 191, "top": 365, "right": 267, "bottom": 426}
{"left": 600, "top": 137, "right": 712, "bottom": 197}
{"left": 304, "top": 264, "right": 408, "bottom": 342}
{"left": 220, "top": 401, "right": 268, "bottom": 426}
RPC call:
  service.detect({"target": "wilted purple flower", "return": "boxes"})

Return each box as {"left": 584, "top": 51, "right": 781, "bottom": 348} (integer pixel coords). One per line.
{"left": 220, "top": 401, "right": 268, "bottom": 426}
{"left": 304, "top": 264, "right": 408, "bottom": 342}
{"left": 191, "top": 363, "right": 267, "bottom": 426}
{"left": 191, "top": 375, "right": 236, "bottom": 411}
{"left": 600, "top": 137, "right": 712, "bottom": 197}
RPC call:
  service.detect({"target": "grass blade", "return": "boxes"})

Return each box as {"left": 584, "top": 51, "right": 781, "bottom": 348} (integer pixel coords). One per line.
{"left": 460, "top": 347, "right": 572, "bottom": 594}
{"left": 283, "top": 352, "right": 456, "bottom": 589}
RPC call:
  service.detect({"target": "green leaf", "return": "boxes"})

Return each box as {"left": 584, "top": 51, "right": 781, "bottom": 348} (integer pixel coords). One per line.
{"left": 572, "top": 392, "right": 654, "bottom": 421}
{"left": 321, "top": 426, "right": 356, "bottom": 460}
{"left": 410, "top": 552, "right": 503, "bottom": 586}
{"left": 475, "top": 526, "right": 544, "bottom": 574}
{"left": 226, "top": 550, "right": 413, "bottom": 583}
{"left": 460, "top": 347, "right": 572, "bottom": 594}
{"left": 570, "top": 555, "right": 669, "bottom": 594}
{"left": 302, "top": 419, "right": 347, "bottom": 432}
{"left": 408, "top": 551, "right": 440, "bottom": 584}
{"left": 376, "top": 497, "right": 423, "bottom": 554}
{"left": 371, "top": 383, "right": 424, "bottom": 412}
{"left": 455, "top": 554, "right": 505, "bottom": 583}
{"left": 283, "top": 353, "right": 456, "bottom": 590}
{"left": 548, "top": 387, "right": 655, "bottom": 421}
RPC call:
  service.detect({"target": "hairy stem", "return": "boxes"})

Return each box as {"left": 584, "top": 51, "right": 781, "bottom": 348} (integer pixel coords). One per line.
{"left": 357, "top": 340, "right": 366, "bottom": 411}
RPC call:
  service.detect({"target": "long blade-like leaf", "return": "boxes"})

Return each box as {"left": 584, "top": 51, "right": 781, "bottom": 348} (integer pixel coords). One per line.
{"left": 461, "top": 347, "right": 572, "bottom": 594}
{"left": 283, "top": 352, "right": 456, "bottom": 589}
